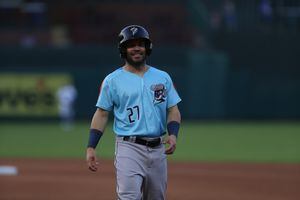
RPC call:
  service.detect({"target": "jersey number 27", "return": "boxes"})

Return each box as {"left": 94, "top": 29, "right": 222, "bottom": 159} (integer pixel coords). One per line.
{"left": 127, "top": 105, "right": 140, "bottom": 123}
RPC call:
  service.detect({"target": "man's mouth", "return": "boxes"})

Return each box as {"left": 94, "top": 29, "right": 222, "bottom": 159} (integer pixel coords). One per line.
{"left": 131, "top": 53, "right": 143, "bottom": 58}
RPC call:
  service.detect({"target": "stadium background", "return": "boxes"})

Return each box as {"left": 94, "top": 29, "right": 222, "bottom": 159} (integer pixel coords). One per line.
{"left": 1, "top": 0, "right": 300, "bottom": 200}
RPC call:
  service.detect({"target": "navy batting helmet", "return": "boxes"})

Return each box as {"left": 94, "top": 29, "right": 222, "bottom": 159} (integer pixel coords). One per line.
{"left": 118, "top": 25, "right": 152, "bottom": 58}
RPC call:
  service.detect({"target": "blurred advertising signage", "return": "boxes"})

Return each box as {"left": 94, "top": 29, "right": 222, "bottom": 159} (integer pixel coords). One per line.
{"left": 0, "top": 73, "right": 72, "bottom": 117}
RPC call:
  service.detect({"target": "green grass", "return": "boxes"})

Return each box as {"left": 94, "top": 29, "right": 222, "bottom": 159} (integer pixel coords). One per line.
{"left": 0, "top": 121, "right": 300, "bottom": 163}
{"left": 175, "top": 121, "right": 300, "bottom": 162}
{"left": 0, "top": 121, "right": 114, "bottom": 159}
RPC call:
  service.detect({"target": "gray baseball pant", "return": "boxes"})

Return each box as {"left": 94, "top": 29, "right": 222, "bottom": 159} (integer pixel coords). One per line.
{"left": 115, "top": 136, "right": 167, "bottom": 200}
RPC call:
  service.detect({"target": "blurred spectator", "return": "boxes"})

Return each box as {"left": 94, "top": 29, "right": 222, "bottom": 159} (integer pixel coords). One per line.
{"left": 259, "top": 0, "right": 273, "bottom": 31}
{"left": 259, "top": 0, "right": 273, "bottom": 22}
{"left": 210, "top": 10, "right": 222, "bottom": 31}
{"left": 191, "top": 30, "right": 209, "bottom": 50}
{"left": 21, "top": 1, "right": 47, "bottom": 28}
{"left": 56, "top": 83, "right": 77, "bottom": 131}
{"left": 223, "top": 0, "right": 237, "bottom": 32}
{"left": 20, "top": 31, "right": 37, "bottom": 47}
{"left": 285, "top": 6, "right": 300, "bottom": 32}
{"left": 51, "top": 25, "right": 71, "bottom": 47}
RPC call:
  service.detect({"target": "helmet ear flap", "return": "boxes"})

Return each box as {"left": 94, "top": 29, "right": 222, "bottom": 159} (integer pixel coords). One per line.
{"left": 145, "top": 41, "right": 152, "bottom": 56}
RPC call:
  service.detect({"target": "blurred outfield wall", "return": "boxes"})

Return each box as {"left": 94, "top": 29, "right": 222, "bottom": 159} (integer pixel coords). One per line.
{"left": 1, "top": 0, "right": 300, "bottom": 120}
{"left": 0, "top": 73, "right": 73, "bottom": 117}
{"left": 0, "top": 43, "right": 300, "bottom": 120}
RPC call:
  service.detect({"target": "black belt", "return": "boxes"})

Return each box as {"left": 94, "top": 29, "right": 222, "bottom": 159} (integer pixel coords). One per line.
{"left": 123, "top": 136, "right": 161, "bottom": 148}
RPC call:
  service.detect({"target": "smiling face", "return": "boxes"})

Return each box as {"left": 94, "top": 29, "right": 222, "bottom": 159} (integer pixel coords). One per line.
{"left": 124, "top": 39, "right": 147, "bottom": 69}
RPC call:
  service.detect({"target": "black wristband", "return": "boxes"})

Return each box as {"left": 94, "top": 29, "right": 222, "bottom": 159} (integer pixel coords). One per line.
{"left": 167, "top": 121, "right": 180, "bottom": 138}
{"left": 87, "top": 129, "right": 103, "bottom": 149}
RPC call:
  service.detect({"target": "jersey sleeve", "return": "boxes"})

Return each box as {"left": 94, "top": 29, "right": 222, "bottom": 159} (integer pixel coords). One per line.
{"left": 96, "top": 77, "right": 113, "bottom": 111}
{"left": 166, "top": 74, "right": 181, "bottom": 108}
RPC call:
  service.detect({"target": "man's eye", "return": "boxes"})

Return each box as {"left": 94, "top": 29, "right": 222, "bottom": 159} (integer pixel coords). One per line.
{"left": 127, "top": 42, "right": 145, "bottom": 48}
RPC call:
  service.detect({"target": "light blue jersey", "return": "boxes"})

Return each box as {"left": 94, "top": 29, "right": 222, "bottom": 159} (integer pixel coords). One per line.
{"left": 96, "top": 66, "right": 181, "bottom": 137}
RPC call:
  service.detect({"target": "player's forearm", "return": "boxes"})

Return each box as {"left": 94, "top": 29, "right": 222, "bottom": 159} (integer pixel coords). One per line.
{"left": 90, "top": 108, "right": 109, "bottom": 132}
{"left": 167, "top": 105, "right": 181, "bottom": 123}
{"left": 167, "top": 105, "right": 181, "bottom": 138}
{"left": 87, "top": 108, "right": 109, "bottom": 149}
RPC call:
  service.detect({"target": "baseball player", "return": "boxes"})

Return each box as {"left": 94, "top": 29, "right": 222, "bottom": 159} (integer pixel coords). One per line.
{"left": 86, "top": 25, "right": 181, "bottom": 200}
{"left": 56, "top": 83, "right": 77, "bottom": 131}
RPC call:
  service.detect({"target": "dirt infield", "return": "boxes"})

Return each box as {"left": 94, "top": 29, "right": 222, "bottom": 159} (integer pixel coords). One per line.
{"left": 1, "top": 159, "right": 300, "bottom": 200}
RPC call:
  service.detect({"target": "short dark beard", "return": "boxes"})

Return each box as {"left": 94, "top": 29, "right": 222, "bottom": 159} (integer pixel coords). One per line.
{"left": 125, "top": 55, "right": 146, "bottom": 69}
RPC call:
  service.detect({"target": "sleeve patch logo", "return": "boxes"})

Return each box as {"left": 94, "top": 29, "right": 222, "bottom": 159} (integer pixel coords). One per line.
{"left": 151, "top": 84, "right": 166, "bottom": 104}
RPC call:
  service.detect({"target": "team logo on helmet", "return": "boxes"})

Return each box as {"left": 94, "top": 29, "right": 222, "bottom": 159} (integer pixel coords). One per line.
{"left": 130, "top": 27, "right": 138, "bottom": 36}
{"left": 151, "top": 84, "right": 166, "bottom": 104}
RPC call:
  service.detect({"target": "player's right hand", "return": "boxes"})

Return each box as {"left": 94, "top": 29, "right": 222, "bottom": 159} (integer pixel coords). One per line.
{"left": 86, "top": 147, "right": 99, "bottom": 172}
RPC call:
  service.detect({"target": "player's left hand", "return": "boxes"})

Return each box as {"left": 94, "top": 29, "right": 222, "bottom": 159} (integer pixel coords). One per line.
{"left": 164, "top": 135, "right": 177, "bottom": 155}
{"left": 86, "top": 147, "right": 99, "bottom": 172}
